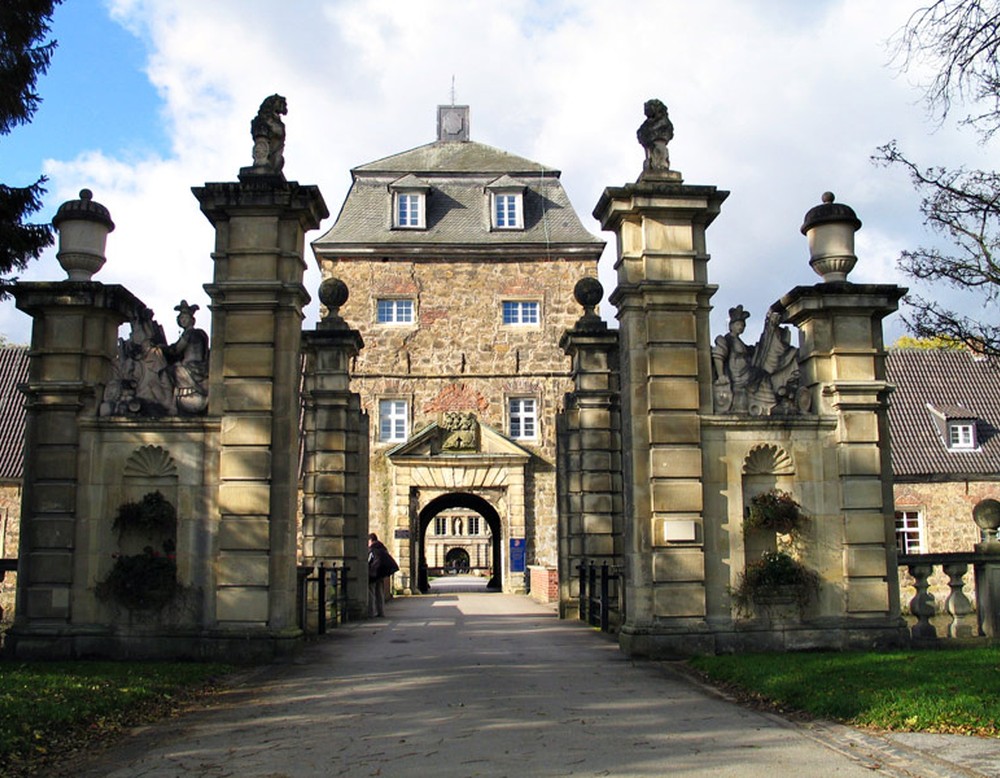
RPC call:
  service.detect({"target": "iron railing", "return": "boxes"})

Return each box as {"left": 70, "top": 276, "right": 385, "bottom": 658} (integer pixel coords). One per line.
{"left": 577, "top": 560, "right": 623, "bottom": 633}
{"left": 297, "top": 562, "right": 349, "bottom": 635}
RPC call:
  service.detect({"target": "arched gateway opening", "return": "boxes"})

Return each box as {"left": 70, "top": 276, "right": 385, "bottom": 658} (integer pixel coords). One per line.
{"left": 418, "top": 492, "right": 502, "bottom": 592}
{"left": 384, "top": 417, "right": 531, "bottom": 596}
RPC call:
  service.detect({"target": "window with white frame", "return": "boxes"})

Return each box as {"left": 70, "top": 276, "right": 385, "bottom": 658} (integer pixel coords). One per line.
{"left": 434, "top": 516, "right": 447, "bottom": 536}
{"left": 376, "top": 298, "right": 414, "bottom": 324}
{"left": 502, "top": 300, "right": 539, "bottom": 325}
{"left": 468, "top": 515, "right": 480, "bottom": 535}
{"left": 394, "top": 191, "right": 425, "bottom": 229}
{"left": 509, "top": 397, "right": 537, "bottom": 440}
{"left": 492, "top": 192, "right": 523, "bottom": 229}
{"left": 895, "top": 510, "right": 924, "bottom": 555}
{"left": 948, "top": 421, "right": 976, "bottom": 449}
{"left": 378, "top": 399, "right": 408, "bottom": 443}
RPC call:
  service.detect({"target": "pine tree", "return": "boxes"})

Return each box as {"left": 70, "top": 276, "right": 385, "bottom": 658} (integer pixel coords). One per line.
{"left": 0, "top": 0, "right": 62, "bottom": 296}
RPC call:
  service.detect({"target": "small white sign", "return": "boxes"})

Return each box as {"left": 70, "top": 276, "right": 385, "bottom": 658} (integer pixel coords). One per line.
{"left": 662, "top": 519, "right": 698, "bottom": 543}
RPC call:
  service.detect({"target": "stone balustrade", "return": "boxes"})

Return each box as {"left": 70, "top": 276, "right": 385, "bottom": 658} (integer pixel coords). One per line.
{"left": 897, "top": 552, "right": 1000, "bottom": 640}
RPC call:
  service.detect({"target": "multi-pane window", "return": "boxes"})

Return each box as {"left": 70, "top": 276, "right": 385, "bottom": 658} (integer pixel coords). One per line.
{"left": 494, "top": 193, "right": 522, "bottom": 228}
{"left": 395, "top": 192, "right": 423, "bottom": 228}
{"left": 434, "top": 517, "right": 447, "bottom": 536}
{"left": 895, "top": 510, "right": 923, "bottom": 555}
{"left": 502, "top": 300, "right": 539, "bottom": 325}
{"left": 377, "top": 299, "right": 414, "bottom": 324}
{"left": 948, "top": 422, "right": 975, "bottom": 449}
{"left": 468, "top": 515, "right": 480, "bottom": 535}
{"left": 378, "top": 399, "right": 408, "bottom": 442}
{"left": 509, "top": 397, "right": 537, "bottom": 440}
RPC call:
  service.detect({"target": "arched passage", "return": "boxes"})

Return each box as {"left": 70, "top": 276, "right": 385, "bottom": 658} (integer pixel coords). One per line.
{"left": 417, "top": 492, "right": 502, "bottom": 592}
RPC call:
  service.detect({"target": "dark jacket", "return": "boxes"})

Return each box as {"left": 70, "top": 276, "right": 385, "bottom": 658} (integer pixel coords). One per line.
{"left": 368, "top": 541, "right": 399, "bottom": 582}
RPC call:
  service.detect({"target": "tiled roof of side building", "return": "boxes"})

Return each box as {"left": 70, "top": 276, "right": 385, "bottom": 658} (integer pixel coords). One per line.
{"left": 313, "top": 141, "right": 604, "bottom": 252}
{"left": 0, "top": 346, "right": 28, "bottom": 481}
{"left": 886, "top": 348, "right": 1000, "bottom": 480}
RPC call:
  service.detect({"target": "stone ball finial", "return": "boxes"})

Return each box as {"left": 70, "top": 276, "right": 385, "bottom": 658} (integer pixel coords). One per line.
{"left": 800, "top": 191, "right": 861, "bottom": 283}
{"left": 319, "top": 277, "right": 349, "bottom": 310}
{"left": 52, "top": 188, "right": 115, "bottom": 281}
{"left": 974, "top": 498, "right": 1000, "bottom": 546}
{"left": 572, "top": 277, "right": 606, "bottom": 331}
{"left": 574, "top": 277, "right": 603, "bottom": 310}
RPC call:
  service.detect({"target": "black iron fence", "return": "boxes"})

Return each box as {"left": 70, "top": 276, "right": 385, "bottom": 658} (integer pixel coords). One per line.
{"left": 297, "top": 562, "right": 349, "bottom": 635}
{"left": 577, "top": 560, "right": 624, "bottom": 633}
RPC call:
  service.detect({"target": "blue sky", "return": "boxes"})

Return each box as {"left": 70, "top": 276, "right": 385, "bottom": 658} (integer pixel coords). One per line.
{"left": 2, "top": 0, "right": 997, "bottom": 347}
{"left": 5, "top": 1, "right": 166, "bottom": 187}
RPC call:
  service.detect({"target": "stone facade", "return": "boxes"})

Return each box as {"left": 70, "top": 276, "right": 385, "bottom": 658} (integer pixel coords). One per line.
{"left": 0, "top": 483, "right": 20, "bottom": 624}
{"left": 312, "top": 107, "right": 604, "bottom": 593}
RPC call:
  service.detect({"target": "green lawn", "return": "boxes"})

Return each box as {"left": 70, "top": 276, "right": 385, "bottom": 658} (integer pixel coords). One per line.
{"left": 0, "top": 660, "right": 234, "bottom": 775}
{"left": 689, "top": 647, "right": 1000, "bottom": 736}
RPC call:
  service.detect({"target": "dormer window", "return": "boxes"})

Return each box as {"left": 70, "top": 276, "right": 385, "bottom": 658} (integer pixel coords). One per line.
{"left": 396, "top": 193, "right": 423, "bottom": 227}
{"left": 927, "top": 403, "right": 979, "bottom": 451}
{"left": 486, "top": 176, "right": 525, "bottom": 230}
{"left": 389, "top": 175, "right": 430, "bottom": 229}
{"left": 948, "top": 421, "right": 976, "bottom": 449}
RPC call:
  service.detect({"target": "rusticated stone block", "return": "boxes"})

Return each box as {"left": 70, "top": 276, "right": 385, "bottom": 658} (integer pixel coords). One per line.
{"left": 217, "top": 585, "right": 269, "bottom": 622}
{"left": 653, "top": 581, "right": 706, "bottom": 617}
{"left": 218, "top": 518, "right": 269, "bottom": 550}
{"left": 218, "top": 552, "right": 269, "bottom": 586}
{"left": 219, "top": 482, "right": 270, "bottom": 514}
{"left": 220, "top": 449, "right": 272, "bottom": 480}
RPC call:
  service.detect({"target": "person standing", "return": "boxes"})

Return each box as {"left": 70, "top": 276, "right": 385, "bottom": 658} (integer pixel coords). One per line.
{"left": 368, "top": 533, "right": 399, "bottom": 618}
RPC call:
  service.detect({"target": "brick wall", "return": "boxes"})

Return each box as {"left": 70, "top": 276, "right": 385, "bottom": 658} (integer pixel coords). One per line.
{"left": 529, "top": 565, "right": 559, "bottom": 604}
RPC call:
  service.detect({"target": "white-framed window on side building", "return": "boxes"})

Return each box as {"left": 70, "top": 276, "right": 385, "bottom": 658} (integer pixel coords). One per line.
{"left": 895, "top": 509, "right": 924, "bottom": 555}
{"left": 509, "top": 397, "right": 537, "bottom": 440}
{"left": 376, "top": 298, "right": 414, "bottom": 324}
{"left": 378, "top": 399, "right": 408, "bottom": 443}
{"left": 948, "top": 421, "right": 976, "bottom": 450}
{"left": 502, "top": 300, "right": 539, "bottom": 325}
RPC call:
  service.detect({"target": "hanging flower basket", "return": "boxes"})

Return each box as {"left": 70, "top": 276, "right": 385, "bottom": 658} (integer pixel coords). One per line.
{"left": 730, "top": 550, "right": 819, "bottom": 618}
{"left": 112, "top": 491, "right": 177, "bottom": 538}
{"left": 745, "top": 489, "right": 803, "bottom": 534}
{"left": 97, "top": 546, "right": 179, "bottom": 611}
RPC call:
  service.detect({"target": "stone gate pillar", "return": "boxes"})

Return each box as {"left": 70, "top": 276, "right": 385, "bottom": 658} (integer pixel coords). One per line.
{"left": 594, "top": 166, "right": 728, "bottom": 655}
{"left": 558, "top": 277, "right": 623, "bottom": 618}
{"left": 783, "top": 193, "right": 905, "bottom": 626}
{"left": 8, "top": 191, "right": 141, "bottom": 655}
{"left": 193, "top": 166, "right": 328, "bottom": 636}
{"left": 301, "top": 278, "right": 369, "bottom": 620}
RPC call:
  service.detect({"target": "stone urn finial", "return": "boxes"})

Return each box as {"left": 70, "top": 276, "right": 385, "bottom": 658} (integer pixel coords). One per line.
{"left": 51, "top": 189, "right": 115, "bottom": 281}
{"left": 800, "top": 192, "right": 861, "bottom": 283}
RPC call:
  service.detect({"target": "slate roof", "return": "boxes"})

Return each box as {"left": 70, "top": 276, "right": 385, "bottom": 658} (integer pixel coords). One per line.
{"left": 0, "top": 347, "right": 27, "bottom": 481}
{"left": 313, "top": 140, "right": 604, "bottom": 255}
{"left": 886, "top": 348, "right": 1000, "bottom": 480}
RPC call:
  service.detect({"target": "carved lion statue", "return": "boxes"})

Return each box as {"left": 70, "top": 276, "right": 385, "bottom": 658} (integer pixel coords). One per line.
{"left": 637, "top": 98, "right": 674, "bottom": 172}
{"left": 250, "top": 94, "right": 288, "bottom": 172}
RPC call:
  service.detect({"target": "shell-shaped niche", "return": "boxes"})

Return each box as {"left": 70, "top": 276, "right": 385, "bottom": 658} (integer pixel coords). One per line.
{"left": 742, "top": 444, "right": 793, "bottom": 476}
{"left": 123, "top": 445, "right": 178, "bottom": 479}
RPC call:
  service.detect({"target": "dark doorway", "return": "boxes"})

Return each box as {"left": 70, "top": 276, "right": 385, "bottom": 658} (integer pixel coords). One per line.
{"left": 417, "top": 493, "right": 502, "bottom": 593}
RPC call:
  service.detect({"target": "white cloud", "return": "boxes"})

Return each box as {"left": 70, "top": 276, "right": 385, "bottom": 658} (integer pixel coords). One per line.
{"left": 2, "top": 0, "right": 992, "bottom": 351}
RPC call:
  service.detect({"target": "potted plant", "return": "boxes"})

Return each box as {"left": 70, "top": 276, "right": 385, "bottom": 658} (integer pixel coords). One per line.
{"left": 731, "top": 550, "right": 819, "bottom": 618}
{"left": 112, "top": 491, "right": 177, "bottom": 538}
{"left": 97, "top": 542, "right": 178, "bottom": 611}
{"left": 745, "top": 489, "right": 803, "bottom": 534}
